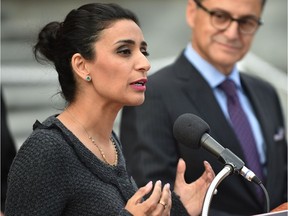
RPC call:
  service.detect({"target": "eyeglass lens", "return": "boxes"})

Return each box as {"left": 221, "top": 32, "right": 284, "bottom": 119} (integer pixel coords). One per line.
{"left": 211, "top": 11, "right": 259, "bottom": 34}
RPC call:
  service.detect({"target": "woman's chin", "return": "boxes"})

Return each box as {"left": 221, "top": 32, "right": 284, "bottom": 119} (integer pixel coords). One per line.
{"left": 128, "top": 97, "right": 145, "bottom": 107}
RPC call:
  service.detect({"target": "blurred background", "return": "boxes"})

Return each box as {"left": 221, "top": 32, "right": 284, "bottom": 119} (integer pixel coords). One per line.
{"left": 1, "top": 0, "right": 287, "bottom": 149}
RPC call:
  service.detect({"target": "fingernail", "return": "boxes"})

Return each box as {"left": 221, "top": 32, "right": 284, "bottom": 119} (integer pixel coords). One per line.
{"left": 164, "top": 183, "right": 170, "bottom": 189}
{"left": 146, "top": 181, "right": 152, "bottom": 187}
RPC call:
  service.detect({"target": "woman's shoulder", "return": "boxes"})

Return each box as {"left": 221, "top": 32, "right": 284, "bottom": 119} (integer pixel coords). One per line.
{"left": 15, "top": 115, "right": 73, "bottom": 164}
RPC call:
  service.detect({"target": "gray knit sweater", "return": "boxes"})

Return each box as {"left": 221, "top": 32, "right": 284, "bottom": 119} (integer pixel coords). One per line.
{"left": 5, "top": 115, "right": 188, "bottom": 216}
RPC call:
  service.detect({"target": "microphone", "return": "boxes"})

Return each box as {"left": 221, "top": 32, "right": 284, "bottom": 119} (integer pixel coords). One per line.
{"left": 173, "top": 113, "right": 261, "bottom": 184}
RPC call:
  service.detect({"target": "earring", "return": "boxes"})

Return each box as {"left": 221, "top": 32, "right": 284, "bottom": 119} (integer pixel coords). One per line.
{"left": 86, "top": 75, "right": 91, "bottom": 82}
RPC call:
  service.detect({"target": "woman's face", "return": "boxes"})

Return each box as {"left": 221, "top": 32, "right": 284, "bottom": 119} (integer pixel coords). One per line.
{"left": 86, "top": 19, "right": 150, "bottom": 107}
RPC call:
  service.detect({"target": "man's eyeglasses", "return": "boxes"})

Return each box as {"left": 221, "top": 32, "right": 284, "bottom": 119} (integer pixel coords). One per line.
{"left": 194, "top": 0, "right": 263, "bottom": 34}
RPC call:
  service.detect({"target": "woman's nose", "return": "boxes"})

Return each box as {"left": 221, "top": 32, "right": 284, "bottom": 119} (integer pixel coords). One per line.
{"left": 137, "top": 55, "right": 151, "bottom": 73}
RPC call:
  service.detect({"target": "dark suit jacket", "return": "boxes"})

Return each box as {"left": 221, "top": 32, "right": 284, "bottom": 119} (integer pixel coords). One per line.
{"left": 120, "top": 52, "right": 287, "bottom": 215}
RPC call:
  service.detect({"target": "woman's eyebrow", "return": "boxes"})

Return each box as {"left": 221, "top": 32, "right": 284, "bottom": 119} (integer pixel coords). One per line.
{"left": 115, "top": 39, "right": 135, "bottom": 45}
{"left": 115, "top": 40, "right": 147, "bottom": 47}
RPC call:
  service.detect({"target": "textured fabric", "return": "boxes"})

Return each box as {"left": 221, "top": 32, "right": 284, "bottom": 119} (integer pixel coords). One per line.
{"left": 5, "top": 115, "right": 188, "bottom": 216}
{"left": 218, "top": 79, "right": 264, "bottom": 201}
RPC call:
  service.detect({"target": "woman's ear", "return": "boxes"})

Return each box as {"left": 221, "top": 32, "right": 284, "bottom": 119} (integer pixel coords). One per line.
{"left": 71, "top": 53, "right": 90, "bottom": 81}
{"left": 186, "top": 0, "right": 197, "bottom": 28}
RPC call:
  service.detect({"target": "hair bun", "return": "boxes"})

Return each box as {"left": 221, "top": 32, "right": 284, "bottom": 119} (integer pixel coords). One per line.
{"left": 33, "top": 21, "right": 62, "bottom": 63}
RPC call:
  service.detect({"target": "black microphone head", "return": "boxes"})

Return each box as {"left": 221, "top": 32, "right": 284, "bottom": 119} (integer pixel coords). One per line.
{"left": 173, "top": 113, "right": 210, "bottom": 149}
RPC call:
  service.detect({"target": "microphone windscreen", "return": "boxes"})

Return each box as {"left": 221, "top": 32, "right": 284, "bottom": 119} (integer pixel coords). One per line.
{"left": 173, "top": 113, "right": 210, "bottom": 149}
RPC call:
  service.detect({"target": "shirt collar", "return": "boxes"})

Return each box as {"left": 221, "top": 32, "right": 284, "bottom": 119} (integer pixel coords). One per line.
{"left": 184, "top": 43, "right": 242, "bottom": 89}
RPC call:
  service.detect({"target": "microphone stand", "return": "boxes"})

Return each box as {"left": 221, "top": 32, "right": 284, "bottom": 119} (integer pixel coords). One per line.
{"left": 201, "top": 148, "right": 270, "bottom": 215}
{"left": 201, "top": 148, "right": 245, "bottom": 216}
{"left": 201, "top": 164, "right": 233, "bottom": 216}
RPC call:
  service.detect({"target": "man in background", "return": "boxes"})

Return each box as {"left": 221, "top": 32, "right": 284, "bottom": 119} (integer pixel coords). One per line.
{"left": 120, "top": 0, "right": 287, "bottom": 215}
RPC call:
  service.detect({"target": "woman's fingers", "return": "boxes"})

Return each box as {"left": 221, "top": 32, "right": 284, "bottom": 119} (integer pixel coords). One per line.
{"left": 173, "top": 159, "right": 215, "bottom": 216}
{"left": 159, "top": 183, "right": 172, "bottom": 215}
{"left": 145, "top": 181, "right": 171, "bottom": 216}
{"left": 203, "top": 160, "right": 215, "bottom": 180}
{"left": 125, "top": 180, "right": 172, "bottom": 216}
{"left": 141, "top": 180, "right": 162, "bottom": 213}
{"left": 175, "top": 158, "right": 186, "bottom": 185}
{"left": 131, "top": 181, "right": 153, "bottom": 205}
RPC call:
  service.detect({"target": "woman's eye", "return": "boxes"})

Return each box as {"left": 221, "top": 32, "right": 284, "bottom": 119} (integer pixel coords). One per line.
{"left": 117, "top": 49, "right": 131, "bottom": 55}
{"left": 117, "top": 47, "right": 149, "bottom": 57}
{"left": 142, "top": 50, "right": 150, "bottom": 57}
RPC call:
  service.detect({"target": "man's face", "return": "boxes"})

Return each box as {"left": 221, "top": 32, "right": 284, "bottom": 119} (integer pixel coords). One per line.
{"left": 187, "top": 0, "right": 263, "bottom": 74}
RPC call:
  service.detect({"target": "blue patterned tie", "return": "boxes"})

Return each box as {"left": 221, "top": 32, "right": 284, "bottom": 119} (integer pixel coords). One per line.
{"left": 219, "top": 79, "right": 264, "bottom": 200}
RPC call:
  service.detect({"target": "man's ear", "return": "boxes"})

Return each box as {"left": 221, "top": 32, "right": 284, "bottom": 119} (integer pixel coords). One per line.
{"left": 186, "top": 0, "right": 197, "bottom": 28}
{"left": 71, "top": 53, "right": 89, "bottom": 81}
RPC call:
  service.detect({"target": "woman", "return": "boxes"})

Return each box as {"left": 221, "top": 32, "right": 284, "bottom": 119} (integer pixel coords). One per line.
{"left": 5, "top": 3, "right": 214, "bottom": 216}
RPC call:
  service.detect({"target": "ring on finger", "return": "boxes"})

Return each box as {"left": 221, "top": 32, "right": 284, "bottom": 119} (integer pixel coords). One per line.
{"left": 158, "top": 200, "right": 167, "bottom": 209}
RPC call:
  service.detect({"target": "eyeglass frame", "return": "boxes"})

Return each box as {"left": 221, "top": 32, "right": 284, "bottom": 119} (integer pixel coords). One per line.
{"left": 193, "top": 0, "right": 263, "bottom": 34}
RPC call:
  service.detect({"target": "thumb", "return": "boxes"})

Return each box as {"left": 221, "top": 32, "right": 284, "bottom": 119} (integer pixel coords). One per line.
{"left": 175, "top": 158, "right": 186, "bottom": 185}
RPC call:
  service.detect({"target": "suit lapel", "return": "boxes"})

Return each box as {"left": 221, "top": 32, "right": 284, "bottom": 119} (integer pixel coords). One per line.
{"left": 240, "top": 75, "right": 275, "bottom": 185}
{"left": 175, "top": 55, "right": 245, "bottom": 158}
{"left": 240, "top": 74, "right": 272, "bottom": 149}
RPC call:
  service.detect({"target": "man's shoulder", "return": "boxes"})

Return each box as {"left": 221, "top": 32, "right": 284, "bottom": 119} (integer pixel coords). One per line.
{"left": 149, "top": 52, "right": 196, "bottom": 81}
{"left": 241, "top": 72, "right": 275, "bottom": 91}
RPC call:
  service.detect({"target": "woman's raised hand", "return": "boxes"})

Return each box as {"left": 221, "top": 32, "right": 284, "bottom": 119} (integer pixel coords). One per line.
{"left": 125, "top": 180, "right": 172, "bottom": 216}
{"left": 174, "top": 158, "right": 215, "bottom": 216}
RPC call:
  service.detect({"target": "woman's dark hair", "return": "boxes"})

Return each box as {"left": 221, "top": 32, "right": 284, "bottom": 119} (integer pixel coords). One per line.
{"left": 33, "top": 3, "right": 140, "bottom": 103}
